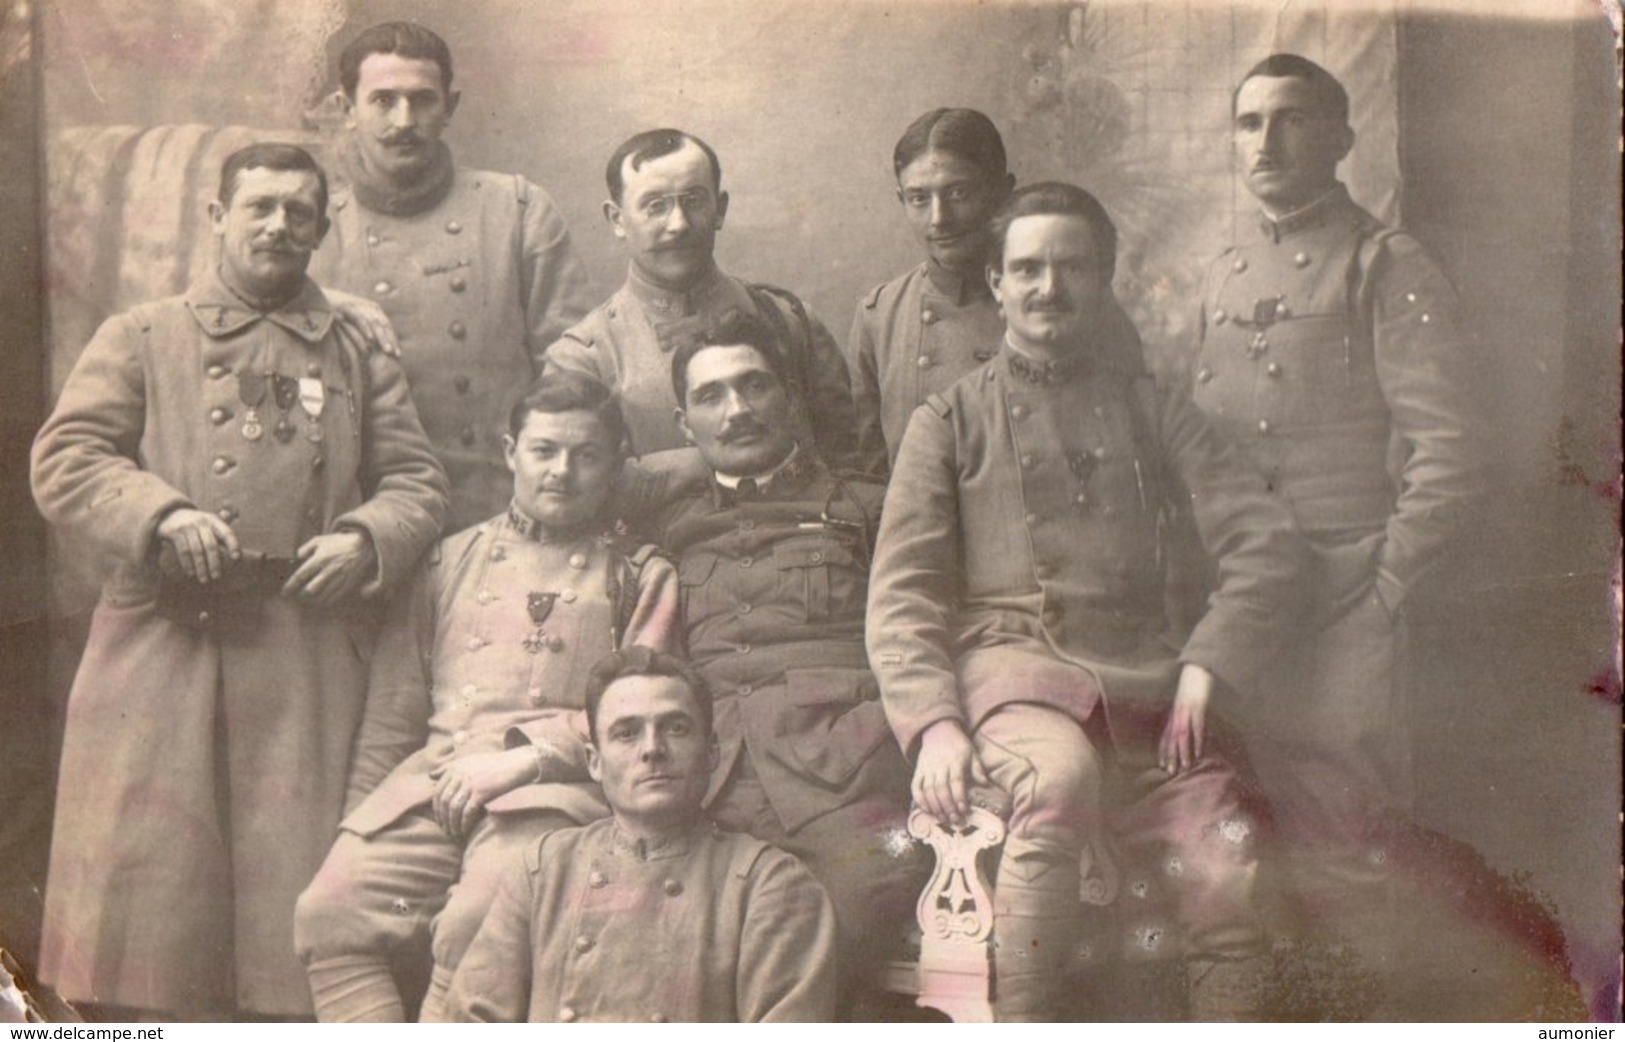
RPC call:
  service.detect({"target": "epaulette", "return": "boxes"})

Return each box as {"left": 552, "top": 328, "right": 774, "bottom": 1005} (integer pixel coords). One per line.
{"left": 862, "top": 282, "right": 885, "bottom": 309}
{"left": 925, "top": 392, "right": 952, "bottom": 418}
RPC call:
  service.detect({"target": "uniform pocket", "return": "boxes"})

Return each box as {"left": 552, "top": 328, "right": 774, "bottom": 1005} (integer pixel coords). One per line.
{"left": 780, "top": 667, "right": 892, "bottom": 787}
{"left": 772, "top": 536, "right": 859, "bottom": 623}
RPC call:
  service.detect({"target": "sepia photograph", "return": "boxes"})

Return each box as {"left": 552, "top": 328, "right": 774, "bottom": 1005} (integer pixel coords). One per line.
{"left": 0, "top": 0, "right": 1618, "bottom": 1025}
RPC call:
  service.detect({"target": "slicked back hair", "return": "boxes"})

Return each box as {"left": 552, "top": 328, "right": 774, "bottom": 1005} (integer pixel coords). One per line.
{"left": 339, "top": 21, "right": 454, "bottom": 97}
{"left": 584, "top": 647, "right": 714, "bottom": 744}
{"left": 892, "top": 107, "right": 1008, "bottom": 181}
{"left": 217, "top": 142, "right": 329, "bottom": 218}
{"left": 1232, "top": 53, "right": 1350, "bottom": 124}
{"left": 606, "top": 128, "right": 723, "bottom": 205}
{"left": 987, "top": 181, "right": 1117, "bottom": 282}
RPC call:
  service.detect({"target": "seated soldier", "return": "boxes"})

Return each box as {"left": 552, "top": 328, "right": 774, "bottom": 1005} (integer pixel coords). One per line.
{"left": 294, "top": 371, "right": 682, "bottom": 1022}
{"left": 444, "top": 647, "right": 840, "bottom": 1023}
{"left": 868, "top": 182, "right": 1308, "bottom": 1021}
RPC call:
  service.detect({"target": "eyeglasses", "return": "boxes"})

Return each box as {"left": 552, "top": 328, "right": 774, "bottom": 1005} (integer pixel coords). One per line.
{"left": 637, "top": 191, "right": 715, "bottom": 221}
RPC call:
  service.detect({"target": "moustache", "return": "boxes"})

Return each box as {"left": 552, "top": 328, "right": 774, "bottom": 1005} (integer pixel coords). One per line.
{"left": 380, "top": 132, "right": 426, "bottom": 148}
{"left": 718, "top": 419, "right": 769, "bottom": 443}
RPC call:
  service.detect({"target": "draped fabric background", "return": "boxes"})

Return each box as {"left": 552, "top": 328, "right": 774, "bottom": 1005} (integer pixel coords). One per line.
{"left": 17, "top": 0, "right": 1622, "bottom": 1020}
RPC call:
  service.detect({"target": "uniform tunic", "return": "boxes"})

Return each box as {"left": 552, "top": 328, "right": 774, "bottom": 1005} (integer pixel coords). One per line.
{"left": 31, "top": 271, "right": 447, "bottom": 1015}
{"left": 544, "top": 265, "right": 858, "bottom": 469}
{"left": 867, "top": 335, "right": 1306, "bottom": 978}
{"left": 295, "top": 510, "right": 681, "bottom": 1016}
{"left": 1191, "top": 183, "right": 1481, "bottom": 901}
{"left": 658, "top": 457, "right": 921, "bottom": 982}
{"left": 310, "top": 167, "right": 593, "bottom": 531}
{"left": 445, "top": 818, "right": 839, "bottom": 1022}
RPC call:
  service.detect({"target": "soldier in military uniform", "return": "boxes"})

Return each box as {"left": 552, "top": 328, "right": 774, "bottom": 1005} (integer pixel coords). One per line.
{"left": 31, "top": 143, "right": 448, "bottom": 1019}
{"left": 1190, "top": 54, "right": 1482, "bottom": 1002}
{"left": 310, "top": 21, "right": 593, "bottom": 530}
{"left": 868, "top": 183, "right": 1306, "bottom": 1021}
{"left": 445, "top": 648, "right": 840, "bottom": 1023}
{"left": 543, "top": 129, "right": 857, "bottom": 472}
{"left": 294, "top": 371, "right": 682, "bottom": 1022}
{"left": 850, "top": 109, "right": 1148, "bottom": 479}
{"left": 656, "top": 313, "right": 921, "bottom": 1013}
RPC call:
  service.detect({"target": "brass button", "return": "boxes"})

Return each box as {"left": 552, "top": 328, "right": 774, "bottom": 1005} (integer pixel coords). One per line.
{"left": 1024, "top": 512, "right": 1037, "bottom": 525}
{"left": 466, "top": 636, "right": 485, "bottom": 651}
{"left": 738, "top": 556, "right": 753, "bottom": 568}
{"left": 449, "top": 321, "right": 467, "bottom": 340}
{"left": 545, "top": 634, "right": 565, "bottom": 653}
{"left": 737, "top": 602, "right": 753, "bottom": 615}
{"left": 490, "top": 546, "right": 506, "bottom": 562}
{"left": 1293, "top": 251, "right": 1311, "bottom": 268}
{"left": 1232, "top": 258, "right": 1247, "bottom": 273}
{"left": 449, "top": 275, "right": 468, "bottom": 293}
{"left": 311, "top": 455, "right": 325, "bottom": 471}
{"left": 650, "top": 1013, "right": 668, "bottom": 1023}
{"left": 916, "top": 355, "right": 932, "bottom": 369}
{"left": 446, "top": 220, "right": 463, "bottom": 235}
{"left": 211, "top": 456, "right": 234, "bottom": 475}
{"left": 809, "top": 551, "right": 823, "bottom": 563}
{"left": 209, "top": 407, "right": 231, "bottom": 425}
{"left": 217, "top": 507, "right": 238, "bottom": 523}
{"left": 1011, "top": 404, "right": 1028, "bottom": 420}
{"left": 921, "top": 308, "right": 937, "bottom": 324}
{"left": 737, "top": 644, "right": 751, "bottom": 655}
{"left": 366, "top": 233, "right": 380, "bottom": 247}
{"left": 560, "top": 589, "right": 576, "bottom": 603}
{"left": 196, "top": 610, "right": 212, "bottom": 626}
{"left": 574, "top": 934, "right": 593, "bottom": 953}
{"left": 1092, "top": 446, "right": 1108, "bottom": 461}
{"left": 569, "top": 553, "right": 588, "bottom": 569}
{"left": 1196, "top": 367, "right": 1213, "bottom": 384}
{"left": 738, "top": 684, "right": 753, "bottom": 697}
{"left": 663, "top": 879, "right": 683, "bottom": 897}
{"left": 306, "top": 363, "right": 322, "bottom": 377}
{"left": 477, "top": 590, "right": 494, "bottom": 604}
{"left": 1074, "top": 492, "right": 1088, "bottom": 506}
{"left": 1274, "top": 301, "right": 1290, "bottom": 319}
{"left": 589, "top": 871, "right": 608, "bottom": 888}
{"left": 373, "top": 280, "right": 393, "bottom": 295}
{"left": 1258, "top": 419, "right": 1272, "bottom": 435}
{"left": 1212, "top": 309, "right": 1227, "bottom": 325}
{"left": 460, "top": 426, "right": 477, "bottom": 446}
{"left": 529, "top": 687, "right": 544, "bottom": 705}
{"left": 559, "top": 1007, "right": 577, "bottom": 1023}
{"left": 1266, "top": 362, "right": 1282, "bottom": 378}
{"left": 206, "top": 364, "right": 228, "bottom": 379}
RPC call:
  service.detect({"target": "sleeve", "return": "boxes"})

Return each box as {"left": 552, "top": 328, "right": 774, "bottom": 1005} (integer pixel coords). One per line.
{"left": 334, "top": 351, "right": 450, "bottom": 597}
{"left": 345, "top": 562, "right": 436, "bottom": 812}
{"left": 1160, "top": 381, "right": 1309, "bottom": 697}
{"left": 538, "top": 329, "right": 603, "bottom": 382}
{"left": 865, "top": 401, "right": 968, "bottom": 756}
{"left": 736, "top": 848, "right": 841, "bottom": 1023}
{"left": 443, "top": 845, "right": 541, "bottom": 1022}
{"left": 30, "top": 312, "right": 192, "bottom": 565}
{"left": 517, "top": 178, "right": 594, "bottom": 376}
{"left": 766, "top": 292, "right": 859, "bottom": 472}
{"left": 847, "top": 296, "right": 889, "bottom": 478}
{"left": 1365, "top": 233, "right": 1485, "bottom": 614}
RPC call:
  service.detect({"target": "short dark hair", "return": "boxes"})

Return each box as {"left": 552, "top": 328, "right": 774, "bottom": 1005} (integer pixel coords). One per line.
{"left": 1232, "top": 53, "right": 1350, "bottom": 124}
{"left": 584, "top": 647, "right": 713, "bottom": 743}
{"left": 893, "top": 108, "right": 1008, "bottom": 181}
{"left": 669, "top": 311, "right": 796, "bottom": 406}
{"left": 507, "top": 370, "right": 629, "bottom": 455}
{"left": 339, "top": 21, "right": 454, "bottom": 98}
{"left": 218, "top": 143, "right": 329, "bottom": 218}
{"left": 987, "top": 181, "right": 1117, "bottom": 282}
{"left": 605, "top": 128, "right": 723, "bottom": 205}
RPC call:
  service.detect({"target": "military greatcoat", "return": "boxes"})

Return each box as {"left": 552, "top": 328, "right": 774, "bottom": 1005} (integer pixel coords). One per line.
{"left": 1191, "top": 183, "right": 1481, "bottom": 893}
{"left": 31, "top": 270, "right": 447, "bottom": 1016}
{"left": 310, "top": 166, "right": 592, "bottom": 531}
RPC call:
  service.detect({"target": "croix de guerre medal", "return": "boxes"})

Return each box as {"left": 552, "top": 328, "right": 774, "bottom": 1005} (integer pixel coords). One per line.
{"left": 237, "top": 371, "right": 267, "bottom": 441}
{"left": 523, "top": 592, "right": 557, "bottom": 654}
{"left": 272, "top": 375, "right": 298, "bottom": 443}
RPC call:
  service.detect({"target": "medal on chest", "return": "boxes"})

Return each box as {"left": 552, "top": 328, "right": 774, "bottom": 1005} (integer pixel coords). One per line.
{"left": 299, "top": 377, "right": 326, "bottom": 443}
{"left": 524, "top": 592, "right": 558, "bottom": 654}
{"left": 237, "top": 371, "right": 267, "bottom": 441}
{"left": 272, "top": 374, "right": 299, "bottom": 443}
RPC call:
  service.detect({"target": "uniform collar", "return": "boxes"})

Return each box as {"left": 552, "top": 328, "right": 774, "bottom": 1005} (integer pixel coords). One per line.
{"left": 503, "top": 501, "right": 613, "bottom": 546}
{"left": 184, "top": 267, "right": 334, "bottom": 342}
{"left": 710, "top": 447, "right": 822, "bottom": 507}
{"left": 922, "top": 258, "right": 989, "bottom": 306}
{"left": 607, "top": 820, "right": 704, "bottom": 861}
{"left": 998, "top": 298, "right": 1144, "bottom": 385}
{"left": 1257, "top": 183, "right": 1354, "bottom": 242}
{"left": 625, "top": 261, "right": 726, "bottom": 319}
{"left": 333, "top": 136, "right": 456, "bottom": 218}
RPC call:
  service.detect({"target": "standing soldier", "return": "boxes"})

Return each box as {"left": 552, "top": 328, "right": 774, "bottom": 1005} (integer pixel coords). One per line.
{"left": 1191, "top": 54, "right": 1482, "bottom": 1004}
{"left": 31, "top": 143, "right": 447, "bottom": 1020}
{"left": 868, "top": 183, "right": 1306, "bottom": 1021}
{"left": 544, "top": 128, "right": 857, "bottom": 472}
{"left": 311, "top": 21, "right": 593, "bottom": 530}
{"left": 295, "top": 372, "right": 682, "bottom": 1023}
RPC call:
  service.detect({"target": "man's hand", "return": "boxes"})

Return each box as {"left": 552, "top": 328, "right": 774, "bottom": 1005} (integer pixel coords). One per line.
{"left": 1159, "top": 663, "right": 1214, "bottom": 775}
{"left": 329, "top": 291, "right": 401, "bottom": 358}
{"left": 430, "top": 749, "right": 539, "bottom": 839}
{"left": 156, "top": 508, "right": 241, "bottom": 583}
{"left": 282, "top": 529, "right": 376, "bottom": 605}
{"left": 912, "top": 719, "right": 989, "bottom": 828}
